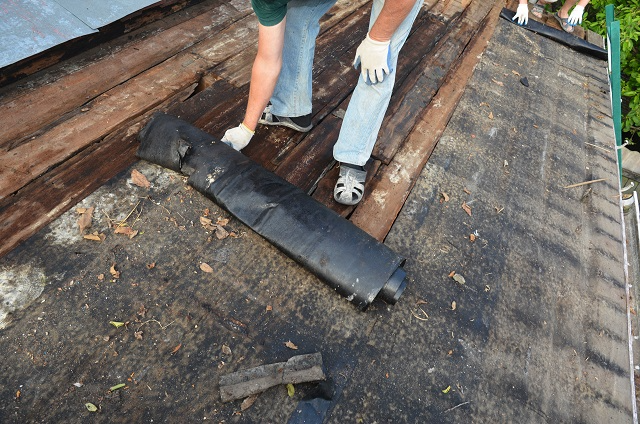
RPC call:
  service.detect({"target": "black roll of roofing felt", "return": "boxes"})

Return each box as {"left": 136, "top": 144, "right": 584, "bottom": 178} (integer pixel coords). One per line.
{"left": 137, "top": 113, "right": 408, "bottom": 310}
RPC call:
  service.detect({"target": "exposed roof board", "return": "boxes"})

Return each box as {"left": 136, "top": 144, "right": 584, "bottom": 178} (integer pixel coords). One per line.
{"left": 0, "top": 0, "right": 158, "bottom": 68}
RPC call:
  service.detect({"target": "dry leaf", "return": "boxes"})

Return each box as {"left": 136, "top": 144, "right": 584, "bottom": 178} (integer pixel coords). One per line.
{"left": 200, "top": 216, "right": 213, "bottom": 226}
{"left": 216, "top": 218, "right": 230, "bottom": 226}
{"left": 488, "top": 111, "right": 494, "bottom": 120}
{"left": 171, "top": 344, "right": 182, "bottom": 354}
{"left": 266, "top": 305, "right": 273, "bottom": 312}
{"left": 97, "top": 273, "right": 105, "bottom": 281}
{"left": 511, "top": 70, "right": 521, "bottom": 76}
{"left": 440, "top": 192, "right": 450, "bottom": 203}
{"left": 463, "top": 188, "right": 471, "bottom": 195}
{"left": 77, "top": 207, "right": 94, "bottom": 233}
{"left": 222, "top": 345, "right": 232, "bottom": 355}
{"left": 83, "top": 233, "right": 104, "bottom": 242}
{"left": 110, "top": 264, "right": 120, "bottom": 279}
{"left": 469, "top": 234, "right": 476, "bottom": 242}
{"left": 451, "top": 301, "right": 457, "bottom": 310}
{"left": 452, "top": 274, "right": 466, "bottom": 285}
{"left": 200, "top": 263, "right": 214, "bottom": 273}
{"left": 461, "top": 202, "right": 472, "bottom": 216}
{"left": 203, "top": 208, "right": 210, "bottom": 217}
{"left": 448, "top": 271, "right": 456, "bottom": 278}
{"left": 134, "top": 331, "right": 143, "bottom": 340}
{"left": 131, "top": 169, "right": 150, "bottom": 189}
{"left": 137, "top": 305, "right": 147, "bottom": 317}
{"left": 285, "top": 340, "right": 298, "bottom": 350}
{"left": 241, "top": 394, "right": 259, "bottom": 411}
{"left": 114, "top": 226, "right": 138, "bottom": 239}
{"left": 146, "top": 262, "right": 156, "bottom": 269}
{"left": 76, "top": 207, "right": 87, "bottom": 214}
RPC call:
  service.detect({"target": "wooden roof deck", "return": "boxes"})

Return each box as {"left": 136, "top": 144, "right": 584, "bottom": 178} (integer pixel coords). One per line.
{"left": 0, "top": 0, "right": 505, "bottom": 258}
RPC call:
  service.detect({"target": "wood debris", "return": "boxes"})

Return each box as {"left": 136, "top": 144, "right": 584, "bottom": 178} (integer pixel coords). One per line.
{"left": 219, "top": 353, "right": 325, "bottom": 402}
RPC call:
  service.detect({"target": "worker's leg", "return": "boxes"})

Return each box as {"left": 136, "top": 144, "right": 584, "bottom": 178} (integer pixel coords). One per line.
{"left": 269, "top": 0, "right": 337, "bottom": 118}
{"left": 333, "top": 0, "right": 423, "bottom": 167}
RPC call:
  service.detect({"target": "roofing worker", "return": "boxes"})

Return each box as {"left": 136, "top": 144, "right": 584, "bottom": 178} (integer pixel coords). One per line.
{"left": 221, "top": 0, "right": 423, "bottom": 205}
{"left": 512, "top": 0, "right": 589, "bottom": 33}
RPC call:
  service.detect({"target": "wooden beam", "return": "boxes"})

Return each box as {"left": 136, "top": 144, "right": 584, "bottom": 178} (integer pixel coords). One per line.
{"left": 349, "top": 0, "right": 503, "bottom": 241}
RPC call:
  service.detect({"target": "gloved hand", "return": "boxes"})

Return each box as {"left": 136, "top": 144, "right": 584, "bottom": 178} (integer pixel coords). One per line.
{"left": 353, "top": 34, "right": 391, "bottom": 85}
{"left": 221, "top": 123, "right": 254, "bottom": 151}
{"left": 567, "top": 5, "right": 584, "bottom": 25}
{"left": 512, "top": 3, "right": 529, "bottom": 25}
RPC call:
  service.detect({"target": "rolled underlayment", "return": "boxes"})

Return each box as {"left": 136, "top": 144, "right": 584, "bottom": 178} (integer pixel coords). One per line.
{"left": 137, "top": 113, "right": 408, "bottom": 310}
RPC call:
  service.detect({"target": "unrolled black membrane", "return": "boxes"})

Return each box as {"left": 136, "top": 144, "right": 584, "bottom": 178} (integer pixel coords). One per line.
{"left": 501, "top": 8, "right": 607, "bottom": 61}
{"left": 137, "top": 113, "right": 407, "bottom": 310}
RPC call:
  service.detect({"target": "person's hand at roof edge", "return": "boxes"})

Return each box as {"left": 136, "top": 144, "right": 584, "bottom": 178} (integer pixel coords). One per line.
{"left": 512, "top": 0, "right": 529, "bottom": 26}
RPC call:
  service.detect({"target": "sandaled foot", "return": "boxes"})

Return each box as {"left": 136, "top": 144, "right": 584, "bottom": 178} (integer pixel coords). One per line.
{"left": 334, "top": 163, "right": 366, "bottom": 206}
{"left": 259, "top": 104, "right": 313, "bottom": 132}
{"left": 554, "top": 12, "right": 574, "bottom": 33}
{"left": 531, "top": 3, "right": 544, "bottom": 18}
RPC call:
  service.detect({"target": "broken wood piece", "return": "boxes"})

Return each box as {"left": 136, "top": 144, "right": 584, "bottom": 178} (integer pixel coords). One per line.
{"left": 219, "top": 353, "right": 325, "bottom": 402}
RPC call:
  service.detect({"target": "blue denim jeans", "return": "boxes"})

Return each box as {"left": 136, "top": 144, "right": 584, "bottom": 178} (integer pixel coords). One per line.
{"left": 269, "top": 0, "right": 423, "bottom": 166}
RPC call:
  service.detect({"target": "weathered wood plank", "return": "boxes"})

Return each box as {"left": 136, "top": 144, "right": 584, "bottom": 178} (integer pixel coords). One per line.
{"left": 0, "top": 15, "right": 259, "bottom": 200}
{"left": 0, "top": 0, "right": 250, "bottom": 149}
{"left": 350, "top": 0, "right": 503, "bottom": 241}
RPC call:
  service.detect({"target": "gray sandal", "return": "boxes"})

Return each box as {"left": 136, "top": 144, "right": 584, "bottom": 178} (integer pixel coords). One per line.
{"left": 259, "top": 104, "right": 313, "bottom": 132}
{"left": 334, "top": 164, "right": 366, "bottom": 205}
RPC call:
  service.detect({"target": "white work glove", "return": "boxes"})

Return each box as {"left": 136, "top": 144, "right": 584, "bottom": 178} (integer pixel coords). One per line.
{"left": 567, "top": 5, "right": 584, "bottom": 25}
{"left": 221, "top": 123, "right": 254, "bottom": 151}
{"left": 512, "top": 3, "right": 529, "bottom": 25}
{"left": 353, "top": 34, "right": 391, "bottom": 85}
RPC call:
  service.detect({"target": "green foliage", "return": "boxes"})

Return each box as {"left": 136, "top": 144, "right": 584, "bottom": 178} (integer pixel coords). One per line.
{"left": 583, "top": 0, "right": 640, "bottom": 143}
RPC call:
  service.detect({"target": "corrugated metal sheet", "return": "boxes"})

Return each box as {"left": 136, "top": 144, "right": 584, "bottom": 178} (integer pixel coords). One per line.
{"left": 0, "top": 0, "right": 158, "bottom": 68}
